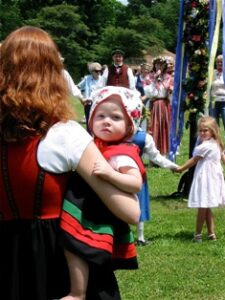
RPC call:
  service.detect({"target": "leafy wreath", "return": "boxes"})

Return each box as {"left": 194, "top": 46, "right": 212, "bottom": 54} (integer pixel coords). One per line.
{"left": 182, "top": 0, "right": 209, "bottom": 119}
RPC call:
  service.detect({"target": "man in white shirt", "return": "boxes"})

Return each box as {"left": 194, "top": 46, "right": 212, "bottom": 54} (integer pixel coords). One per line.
{"left": 101, "top": 48, "right": 136, "bottom": 90}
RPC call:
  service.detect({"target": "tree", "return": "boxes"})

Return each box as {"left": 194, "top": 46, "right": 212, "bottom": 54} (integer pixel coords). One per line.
{"left": 129, "top": 16, "right": 166, "bottom": 55}
{"left": 148, "top": 0, "right": 179, "bottom": 51}
{"left": 25, "top": 4, "right": 91, "bottom": 80}
{"left": 0, "top": 1, "right": 22, "bottom": 40}
{"left": 0, "top": 0, "right": 180, "bottom": 77}
{"left": 92, "top": 25, "right": 145, "bottom": 64}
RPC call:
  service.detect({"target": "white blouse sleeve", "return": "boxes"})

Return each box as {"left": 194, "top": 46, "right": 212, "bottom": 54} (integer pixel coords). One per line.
{"left": 144, "top": 84, "right": 159, "bottom": 99}
{"left": 144, "top": 133, "right": 178, "bottom": 169}
{"left": 108, "top": 155, "right": 139, "bottom": 171}
{"left": 127, "top": 67, "right": 136, "bottom": 90}
{"left": 100, "top": 68, "right": 108, "bottom": 87}
{"left": 63, "top": 70, "right": 83, "bottom": 99}
{"left": 37, "top": 121, "right": 93, "bottom": 173}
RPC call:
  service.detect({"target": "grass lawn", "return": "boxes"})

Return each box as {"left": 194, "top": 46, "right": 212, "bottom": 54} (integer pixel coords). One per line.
{"left": 116, "top": 122, "right": 225, "bottom": 300}
{"left": 72, "top": 98, "right": 225, "bottom": 300}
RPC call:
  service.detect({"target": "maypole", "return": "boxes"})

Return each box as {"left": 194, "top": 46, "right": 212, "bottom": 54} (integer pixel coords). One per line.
{"left": 170, "top": 0, "right": 210, "bottom": 197}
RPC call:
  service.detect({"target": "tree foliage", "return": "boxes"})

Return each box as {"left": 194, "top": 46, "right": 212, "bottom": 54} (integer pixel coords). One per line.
{"left": 0, "top": 0, "right": 179, "bottom": 81}
{"left": 0, "top": 2, "right": 23, "bottom": 40}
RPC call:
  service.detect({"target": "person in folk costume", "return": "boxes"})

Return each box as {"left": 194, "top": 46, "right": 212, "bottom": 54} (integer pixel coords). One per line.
{"left": 0, "top": 26, "right": 140, "bottom": 300}
{"left": 132, "top": 128, "right": 178, "bottom": 246}
{"left": 135, "top": 63, "right": 153, "bottom": 96}
{"left": 135, "top": 63, "right": 153, "bottom": 132}
{"left": 101, "top": 49, "right": 136, "bottom": 90}
{"left": 143, "top": 56, "right": 174, "bottom": 156}
{"left": 210, "top": 54, "right": 225, "bottom": 130}
{"left": 165, "top": 56, "right": 175, "bottom": 108}
{"left": 60, "top": 86, "right": 144, "bottom": 300}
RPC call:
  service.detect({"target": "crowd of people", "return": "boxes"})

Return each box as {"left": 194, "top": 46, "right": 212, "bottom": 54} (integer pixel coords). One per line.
{"left": 75, "top": 49, "right": 175, "bottom": 158}
{"left": 1, "top": 25, "right": 225, "bottom": 300}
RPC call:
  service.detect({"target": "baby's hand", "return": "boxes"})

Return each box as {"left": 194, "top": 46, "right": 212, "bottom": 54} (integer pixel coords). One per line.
{"left": 92, "top": 161, "right": 112, "bottom": 180}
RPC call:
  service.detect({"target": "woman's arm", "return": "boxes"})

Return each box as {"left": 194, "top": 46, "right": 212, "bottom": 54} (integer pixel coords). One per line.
{"left": 76, "top": 141, "right": 140, "bottom": 224}
{"left": 93, "top": 160, "right": 142, "bottom": 193}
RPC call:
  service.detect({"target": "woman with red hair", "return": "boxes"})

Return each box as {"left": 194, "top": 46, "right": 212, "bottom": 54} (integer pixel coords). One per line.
{"left": 0, "top": 26, "right": 140, "bottom": 300}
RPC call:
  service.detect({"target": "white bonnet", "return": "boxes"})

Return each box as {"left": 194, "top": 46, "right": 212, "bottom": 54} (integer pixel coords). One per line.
{"left": 89, "top": 86, "right": 143, "bottom": 138}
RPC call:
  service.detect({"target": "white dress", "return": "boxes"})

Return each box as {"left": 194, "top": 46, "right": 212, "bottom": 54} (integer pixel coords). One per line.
{"left": 188, "top": 138, "right": 225, "bottom": 208}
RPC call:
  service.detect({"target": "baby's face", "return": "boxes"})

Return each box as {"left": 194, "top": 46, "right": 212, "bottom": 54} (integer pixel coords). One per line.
{"left": 91, "top": 98, "right": 130, "bottom": 142}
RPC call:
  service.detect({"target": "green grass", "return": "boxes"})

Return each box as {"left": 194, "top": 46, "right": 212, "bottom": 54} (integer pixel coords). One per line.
{"left": 116, "top": 124, "right": 225, "bottom": 300}
{"left": 72, "top": 100, "right": 225, "bottom": 299}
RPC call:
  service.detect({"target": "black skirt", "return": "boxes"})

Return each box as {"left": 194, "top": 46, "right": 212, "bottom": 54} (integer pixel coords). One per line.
{"left": 0, "top": 218, "right": 121, "bottom": 300}
{"left": 0, "top": 218, "right": 70, "bottom": 300}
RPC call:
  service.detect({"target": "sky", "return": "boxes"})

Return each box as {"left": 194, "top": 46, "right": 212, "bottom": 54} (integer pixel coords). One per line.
{"left": 117, "top": 0, "right": 128, "bottom": 5}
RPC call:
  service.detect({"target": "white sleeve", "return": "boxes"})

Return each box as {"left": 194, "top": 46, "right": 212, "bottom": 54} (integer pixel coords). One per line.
{"left": 108, "top": 155, "right": 139, "bottom": 171}
{"left": 144, "top": 84, "right": 159, "bottom": 99}
{"left": 144, "top": 133, "right": 178, "bottom": 169}
{"left": 63, "top": 70, "right": 83, "bottom": 99}
{"left": 100, "top": 68, "right": 108, "bottom": 87}
{"left": 37, "top": 121, "right": 93, "bottom": 173}
{"left": 127, "top": 68, "right": 136, "bottom": 90}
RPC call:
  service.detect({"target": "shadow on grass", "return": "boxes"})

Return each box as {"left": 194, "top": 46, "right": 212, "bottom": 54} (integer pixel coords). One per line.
{"left": 145, "top": 231, "right": 194, "bottom": 243}
{"left": 151, "top": 195, "right": 188, "bottom": 210}
{"left": 151, "top": 191, "right": 188, "bottom": 201}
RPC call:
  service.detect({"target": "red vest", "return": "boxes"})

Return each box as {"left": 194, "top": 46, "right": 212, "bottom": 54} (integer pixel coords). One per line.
{"left": 95, "top": 140, "right": 146, "bottom": 180}
{"left": 0, "top": 138, "right": 70, "bottom": 220}
{"left": 107, "top": 65, "right": 129, "bottom": 88}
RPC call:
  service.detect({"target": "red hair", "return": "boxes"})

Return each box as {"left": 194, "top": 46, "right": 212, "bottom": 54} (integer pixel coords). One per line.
{"left": 0, "top": 26, "right": 75, "bottom": 142}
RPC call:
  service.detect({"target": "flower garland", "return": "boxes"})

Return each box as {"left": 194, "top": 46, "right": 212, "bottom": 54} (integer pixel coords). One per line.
{"left": 182, "top": 0, "right": 209, "bottom": 119}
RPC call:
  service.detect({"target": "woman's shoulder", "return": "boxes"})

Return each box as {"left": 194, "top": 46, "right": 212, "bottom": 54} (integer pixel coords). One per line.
{"left": 38, "top": 121, "right": 93, "bottom": 172}
{"left": 48, "top": 120, "right": 88, "bottom": 137}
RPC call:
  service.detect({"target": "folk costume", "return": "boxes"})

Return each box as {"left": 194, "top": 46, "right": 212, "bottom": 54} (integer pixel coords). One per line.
{"left": 132, "top": 129, "right": 178, "bottom": 244}
{"left": 132, "top": 130, "right": 150, "bottom": 223}
{"left": 101, "top": 49, "right": 136, "bottom": 89}
{"left": 60, "top": 86, "right": 143, "bottom": 300}
{"left": 144, "top": 57, "right": 174, "bottom": 155}
{"left": 107, "top": 64, "right": 129, "bottom": 87}
{"left": 211, "top": 56, "right": 225, "bottom": 130}
{"left": 0, "top": 121, "right": 92, "bottom": 300}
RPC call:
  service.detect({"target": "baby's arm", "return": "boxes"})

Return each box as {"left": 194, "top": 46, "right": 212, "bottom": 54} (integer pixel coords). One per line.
{"left": 93, "top": 160, "right": 142, "bottom": 193}
{"left": 176, "top": 156, "right": 202, "bottom": 173}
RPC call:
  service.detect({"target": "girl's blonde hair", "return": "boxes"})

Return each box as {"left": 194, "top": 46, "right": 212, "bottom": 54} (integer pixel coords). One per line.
{"left": 0, "top": 26, "right": 75, "bottom": 142}
{"left": 197, "top": 116, "right": 224, "bottom": 151}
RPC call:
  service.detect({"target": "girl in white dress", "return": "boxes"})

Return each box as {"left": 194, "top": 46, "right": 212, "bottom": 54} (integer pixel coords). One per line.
{"left": 176, "top": 116, "right": 225, "bottom": 242}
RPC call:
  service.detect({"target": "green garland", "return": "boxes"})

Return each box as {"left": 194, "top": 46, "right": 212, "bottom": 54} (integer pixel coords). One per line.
{"left": 183, "top": 0, "right": 209, "bottom": 119}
